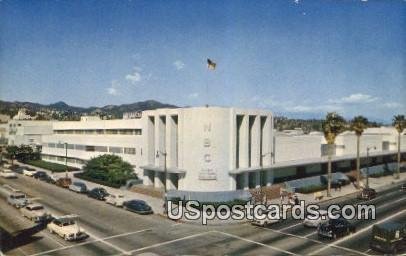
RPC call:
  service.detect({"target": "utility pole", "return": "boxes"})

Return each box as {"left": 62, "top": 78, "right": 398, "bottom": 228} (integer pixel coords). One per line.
{"left": 366, "top": 146, "right": 376, "bottom": 189}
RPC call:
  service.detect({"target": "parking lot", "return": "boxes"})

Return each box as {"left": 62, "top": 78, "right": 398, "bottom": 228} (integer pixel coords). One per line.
{"left": 0, "top": 174, "right": 405, "bottom": 256}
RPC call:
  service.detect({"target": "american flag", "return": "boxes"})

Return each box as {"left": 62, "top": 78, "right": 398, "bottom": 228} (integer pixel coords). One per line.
{"left": 207, "top": 59, "right": 216, "bottom": 70}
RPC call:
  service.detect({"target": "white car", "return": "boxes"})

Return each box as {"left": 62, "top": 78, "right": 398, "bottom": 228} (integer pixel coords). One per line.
{"left": 105, "top": 193, "right": 125, "bottom": 207}
{"left": 23, "top": 168, "right": 38, "bottom": 177}
{"left": 20, "top": 203, "right": 50, "bottom": 222}
{"left": 0, "top": 169, "right": 17, "bottom": 178}
{"left": 251, "top": 210, "right": 281, "bottom": 227}
{"left": 303, "top": 210, "right": 329, "bottom": 227}
{"left": 47, "top": 215, "right": 88, "bottom": 241}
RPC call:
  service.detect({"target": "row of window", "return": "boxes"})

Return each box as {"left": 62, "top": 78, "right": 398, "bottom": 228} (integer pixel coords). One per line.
{"left": 54, "top": 129, "right": 142, "bottom": 135}
{"left": 42, "top": 155, "right": 87, "bottom": 165}
{"left": 43, "top": 142, "right": 141, "bottom": 155}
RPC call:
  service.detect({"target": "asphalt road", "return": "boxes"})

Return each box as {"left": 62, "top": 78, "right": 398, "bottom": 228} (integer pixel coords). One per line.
{"left": 0, "top": 174, "right": 405, "bottom": 256}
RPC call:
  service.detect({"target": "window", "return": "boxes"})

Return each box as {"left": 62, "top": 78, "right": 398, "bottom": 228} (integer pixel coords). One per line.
{"left": 95, "top": 146, "right": 108, "bottom": 152}
{"left": 85, "top": 145, "right": 95, "bottom": 152}
{"left": 124, "top": 147, "right": 136, "bottom": 155}
{"left": 48, "top": 143, "right": 56, "bottom": 148}
{"left": 109, "top": 147, "right": 123, "bottom": 154}
{"left": 96, "top": 129, "right": 104, "bottom": 134}
{"left": 56, "top": 143, "right": 65, "bottom": 149}
{"left": 75, "top": 144, "right": 85, "bottom": 150}
{"left": 75, "top": 130, "right": 84, "bottom": 134}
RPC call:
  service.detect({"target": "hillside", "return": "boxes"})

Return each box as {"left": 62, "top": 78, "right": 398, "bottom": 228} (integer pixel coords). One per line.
{"left": 0, "top": 100, "right": 177, "bottom": 121}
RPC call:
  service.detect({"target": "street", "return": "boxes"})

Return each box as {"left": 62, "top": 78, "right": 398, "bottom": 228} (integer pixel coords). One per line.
{"left": 0, "top": 174, "right": 405, "bottom": 256}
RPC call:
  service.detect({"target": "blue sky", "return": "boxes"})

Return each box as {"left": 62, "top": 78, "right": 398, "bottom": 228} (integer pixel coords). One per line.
{"left": 0, "top": 0, "right": 405, "bottom": 122}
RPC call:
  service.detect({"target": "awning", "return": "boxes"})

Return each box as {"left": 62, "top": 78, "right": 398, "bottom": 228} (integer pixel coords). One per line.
{"left": 229, "top": 150, "right": 405, "bottom": 174}
{"left": 141, "top": 165, "right": 186, "bottom": 174}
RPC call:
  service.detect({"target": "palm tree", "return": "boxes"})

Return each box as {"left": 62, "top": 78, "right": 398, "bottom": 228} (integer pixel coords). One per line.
{"left": 350, "top": 116, "right": 368, "bottom": 189}
{"left": 393, "top": 115, "right": 405, "bottom": 179}
{"left": 322, "top": 112, "right": 346, "bottom": 197}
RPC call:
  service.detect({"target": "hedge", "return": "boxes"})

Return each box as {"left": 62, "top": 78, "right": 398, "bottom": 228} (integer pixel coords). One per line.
{"left": 74, "top": 173, "right": 122, "bottom": 188}
{"left": 295, "top": 184, "right": 327, "bottom": 194}
{"left": 25, "top": 160, "right": 77, "bottom": 172}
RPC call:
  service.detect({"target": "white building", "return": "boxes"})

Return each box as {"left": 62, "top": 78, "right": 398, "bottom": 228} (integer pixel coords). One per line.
{"left": 7, "top": 120, "right": 54, "bottom": 147}
{"left": 6, "top": 106, "right": 406, "bottom": 192}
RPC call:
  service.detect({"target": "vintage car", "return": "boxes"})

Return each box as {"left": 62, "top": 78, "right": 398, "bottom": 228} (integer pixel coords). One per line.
{"left": 47, "top": 214, "right": 88, "bottom": 241}
{"left": 318, "top": 218, "right": 356, "bottom": 239}
{"left": 55, "top": 177, "right": 72, "bottom": 188}
{"left": 105, "top": 193, "right": 125, "bottom": 207}
{"left": 303, "top": 210, "right": 329, "bottom": 228}
{"left": 23, "top": 168, "right": 38, "bottom": 177}
{"left": 20, "top": 203, "right": 50, "bottom": 222}
{"left": 358, "top": 188, "right": 377, "bottom": 200}
{"left": 369, "top": 221, "right": 405, "bottom": 254}
{"left": 0, "top": 168, "right": 17, "bottom": 178}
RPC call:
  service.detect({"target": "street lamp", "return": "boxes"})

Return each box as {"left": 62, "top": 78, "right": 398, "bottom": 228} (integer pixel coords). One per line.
{"left": 59, "top": 141, "right": 68, "bottom": 178}
{"left": 365, "top": 146, "right": 376, "bottom": 189}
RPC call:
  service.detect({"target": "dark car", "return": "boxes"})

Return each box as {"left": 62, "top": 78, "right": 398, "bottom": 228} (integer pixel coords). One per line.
{"left": 13, "top": 166, "right": 25, "bottom": 174}
{"left": 87, "top": 187, "right": 109, "bottom": 200}
{"left": 123, "top": 200, "right": 153, "bottom": 214}
{"left": 358, "top": 188, "right": 377, "bottom": 200}
{"left": 370, "top": 221, "right": 405, "bottom": 254}
{"left": 318, "top": 218, "right": 356, "bottom": 239}
{"left": 401, "top": 183, "right": 406, "bottom": 191}
{"left": 33, "top": 171, "right": 48, "bottom": 180}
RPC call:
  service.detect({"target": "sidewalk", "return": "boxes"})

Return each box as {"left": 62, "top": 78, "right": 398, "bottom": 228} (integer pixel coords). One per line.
{"left": 15, "top": 162, "right": 165, "bottom": 214}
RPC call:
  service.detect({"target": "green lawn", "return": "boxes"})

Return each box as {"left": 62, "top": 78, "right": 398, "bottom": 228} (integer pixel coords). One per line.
{"left": 26, "top": 160, "right": 75, "bottom": 172}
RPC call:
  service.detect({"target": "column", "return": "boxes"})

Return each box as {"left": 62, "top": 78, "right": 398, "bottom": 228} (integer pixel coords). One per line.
{"left": 243, "top": 173, "right": 249, "bottom": 190}
{"left": 229, "top": 174, "right": 237, "bottom": 190}
{"left": 154, "top": 172, "right": 164, "bottom": 188}
{"left": 251, "top": 116, "right": 261, "bottom": 188}
{"left": 143, "top": 170, "right": 154, "bottom": 186}
{"left": 266, "top": 169, "right": 274, "bottom": 186}
{"left": 166, "top": 174, "right": 176, "bottom": 190}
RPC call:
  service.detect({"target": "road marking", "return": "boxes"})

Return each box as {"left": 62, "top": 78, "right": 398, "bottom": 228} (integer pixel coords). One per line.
{"left": 309, "top": 209, "right": 406, "bottom": 256}
{"left": 278, "top": 221, "right": 303, "bottom": 231}
{"left": 29, "top": 228, "right": 151, "bottom": 256}
{"left": 214, "top": 230, "right": 299, "bottom": 256}
{"left": 85, "top": 230, "right": 130, "bottom": 255}
{"left": 364, "top": 248, "right": 372, "bottom": 253}
{"left": 259, "top": 225, "right": 368, "bottom": 256}
{"left": 124, "top": 231, "right": 214, "bottom": 255}
{"left": 171, "top": 223, "right": 182, "bottom": 227}
{"left": 17, "top": 248, "right": 28, "bottom": 256}
{"left": 304, "top": 231, "right": 317, "bottom": 238}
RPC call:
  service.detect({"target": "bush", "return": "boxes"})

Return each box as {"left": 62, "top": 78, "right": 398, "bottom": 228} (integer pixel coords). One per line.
{"left": 296, "top": 184, "right": 327, "bottom": 194}
{"left": 26, "top": 160, "right": 77, "bottom": 172}
{"left": 81, "top": 154, "right": 137, "bottom": 188}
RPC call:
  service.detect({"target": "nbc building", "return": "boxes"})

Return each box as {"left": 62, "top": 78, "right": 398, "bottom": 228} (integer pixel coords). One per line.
{"left": 5, "top": 106, "right": 406, "bottom": 192}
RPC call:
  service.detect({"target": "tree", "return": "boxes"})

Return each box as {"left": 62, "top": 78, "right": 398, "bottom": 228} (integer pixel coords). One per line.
{"left": 5, "top": 145, "right": 19, "bottom": 165}
{"left": 82, "top": 154, "right": 136, "bottom": 186}
{"left": 393, "top": 115, "right": 405, "bottom": 179}
{"left": 322, "top": 112, "right": 346, "bottom": 197}
{"left": 350, "top": 116, "right": 368, "bottom": 189}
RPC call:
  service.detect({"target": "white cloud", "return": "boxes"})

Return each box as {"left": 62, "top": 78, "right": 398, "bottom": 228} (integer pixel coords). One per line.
{"left": 173, "top": 60, "right": 185, "bottom": 70}
{"left": 125, "top": 66, "right": 142, "bottom": 84}
{"left": 383, "top": 102, "right": 403, "bottom": 109}
{"left": 106, "top": 81, "right": 119, "bottom": 96}
{"left": 188, "top": 92, "right": 199, "bottom": 99}
{"left": 330, "top": 93, "right": 378, "bottom": 104}
{"left": 294, "top": 0, "right": 300, "bottom": 4}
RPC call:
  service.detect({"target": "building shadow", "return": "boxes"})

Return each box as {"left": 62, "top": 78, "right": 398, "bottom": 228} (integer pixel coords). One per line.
{"left": 0, "top": 222, "right": 47, "bottom": 253}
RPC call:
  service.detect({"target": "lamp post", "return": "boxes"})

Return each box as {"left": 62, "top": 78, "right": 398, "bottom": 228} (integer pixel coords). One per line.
{"left": 366, "top": 146, "right": 376, "bottom": 189}
{"left": 59, "top": 141, "right": 68, "bottom": 178}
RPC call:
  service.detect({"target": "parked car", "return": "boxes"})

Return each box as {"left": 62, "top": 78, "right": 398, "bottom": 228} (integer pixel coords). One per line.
{"left": 69, "top": 182, "right": 88, "bottom": 193}
{"left": 401, "top": 183, "right": 406, "bottom": 192}
{"left": 0, "top": 168, "right": 17, "bottom": 178}
{"left": 123, "top": 200, "right": 153, "bottom": 214}
{"left": 358, "top": 188, "right": 377, "bottom": 200}
{"left": 55, "top": 177, "right": 72, "bottom": 188}
{"left": 369, "top": 221, "right": 405, "bottom": 254}
{"left": 47, "top": 215, "right": 88, "bottom": 241}
{"left": 33, "top": 171, "right": 48, "bottom": 180}
{"left": 251, "top": 209, "right": 281, "bottom": 227}
{"left": 318, "top": 218, "right": 356, "bottom": 239}
{"left": 303, "top": 210, "right": 329, "bottom": 228}
{"left": 20, "top": 203, "right": 51, "bottom": 222}
{"left": 13, "top": 166, "right": 25, "bottom": 174}
{"left": 105, "top": 193, "right": 125, "bottom": 207}
{"left": 23, "top": 168, "right": 38, "bottom": 177}
{"left": 88, "top": 187, "right": 109, "bottom": 200}
{"left": 7, "top": 192, "right": 29, "bottom": 208}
